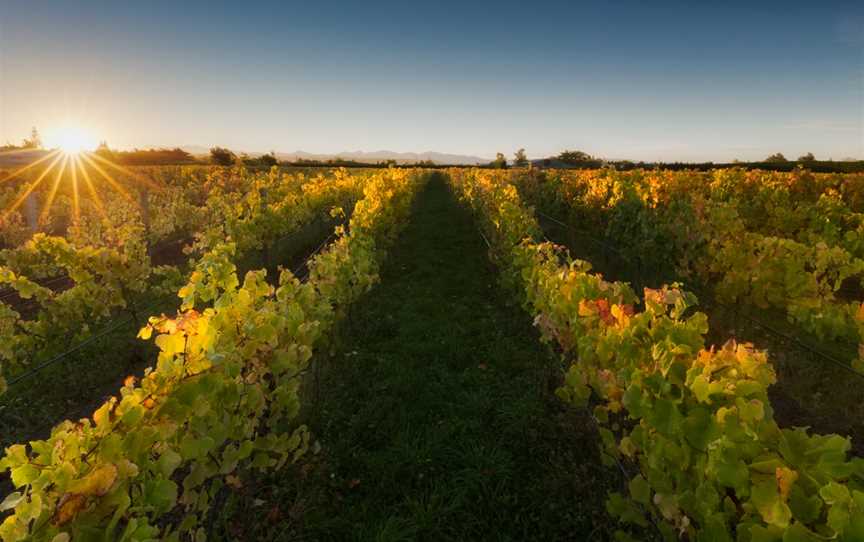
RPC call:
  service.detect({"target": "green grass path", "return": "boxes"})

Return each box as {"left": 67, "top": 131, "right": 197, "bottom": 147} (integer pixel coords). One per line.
{"left": 222, "top": 177, "right": 617, "bottom": 541}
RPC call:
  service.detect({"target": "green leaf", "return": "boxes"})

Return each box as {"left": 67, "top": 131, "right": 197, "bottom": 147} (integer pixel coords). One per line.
{"left": 690, "top": 373, "right": 712, "bottom": 404}
{"left": 647, "top": 398, "right": 682, "bottom": 436}
{"left": 751, "top": 477, "right": 792, "bottom": 528}
{"left": 843, "top": 508, "right": 864, "bottom": 542}
{"left": 683, "top": 406, "right": 720, "bottom": 451}
{"left": 180, "top": 435, "right": 216, "bottom": 461}
{"left": 696, "top": 515, "right": 732, "bottom": 542}
{"left": 716, "top": 458, "right": 749, "bottom": 492}
{"left": 605, "top": 492, "right": 649, "bottom": 527}
{"left": 781, "top": 522, "right": 820, "bottom": 542}
{"left": 820, "top": 481, "right": 851, "bottom": 505}
{"left": 143, "top": 479, "right": 177, "bottom": 513}
{"left": 748, "top": 524, "right": 783, "bottom": 542}
{"left": 788, "top": 486, "right": 822, "bottom": 524}
{"left": 613, "top": 531, "right": 640, "bottom": 542}
{"left": 629, "top": 475, "right": 651, "bottom": 505}
{"left": 621, "top": 384, "right": 646, "bottom": 418}
{"left": 737, "top": 398, "right": 765, "bottom": 424}
{"left": 157, "top": 450, "right": 182, "bottom": 478}
{"left": 10, "top": 464, "right": 40, "bottom": 486}
{"left": 121, "top": 405, "right": 145, "bottom": 426}
{"left": 828, "top": 503, "right": 851, "bottom": 535}
{"left": 0, "top": 492, "right": 24, "bottom": 512}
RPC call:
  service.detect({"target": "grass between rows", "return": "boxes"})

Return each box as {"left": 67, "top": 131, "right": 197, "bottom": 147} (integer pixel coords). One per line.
{"left": 215, "top": 177, "right": 619, "bottom": 541}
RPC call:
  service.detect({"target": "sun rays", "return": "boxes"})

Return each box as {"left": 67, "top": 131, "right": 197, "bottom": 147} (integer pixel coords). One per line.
{"left": 75, "top": 155, "right": 107, "bottom": 221}
{"left": 38, "top": 155, "right": 69, "bottom": 225}
{"left": 0, "top": 147, "right": 160, "bottom": 228}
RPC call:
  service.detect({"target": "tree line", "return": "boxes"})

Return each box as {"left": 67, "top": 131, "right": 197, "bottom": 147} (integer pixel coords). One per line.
{"left": 484, "top": 148, "right": 863, "bottom": 173}
{"left": 0, "top": 127, "right": 42, "bottom": 151}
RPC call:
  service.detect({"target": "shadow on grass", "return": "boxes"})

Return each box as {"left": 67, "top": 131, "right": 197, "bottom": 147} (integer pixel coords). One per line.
{"left": 213, "top": 177, "right": 621, "bottom": 541}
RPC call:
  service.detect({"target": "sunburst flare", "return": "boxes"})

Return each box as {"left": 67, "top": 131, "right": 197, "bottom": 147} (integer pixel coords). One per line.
{"left": 0, "top": 129, "right": 161, "bottom": 227}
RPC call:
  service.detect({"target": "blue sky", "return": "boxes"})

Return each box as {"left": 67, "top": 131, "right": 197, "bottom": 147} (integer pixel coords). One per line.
{"left": 1, "top": 0, "right": 862, "bottom": 161}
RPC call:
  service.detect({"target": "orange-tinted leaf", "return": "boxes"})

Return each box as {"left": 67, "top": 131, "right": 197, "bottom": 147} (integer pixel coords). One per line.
{"left": 68, "top": 464, "right": 118, "bottom": 497}
{"left": 53, "top": 494, "right": 86, "bottom": 526}
{"left": 776, "top": 467, "right": 798, "bottom": 501}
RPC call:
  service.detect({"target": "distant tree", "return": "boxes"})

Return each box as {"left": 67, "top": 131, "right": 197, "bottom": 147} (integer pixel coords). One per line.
{"left": 210, "top": 146, "right": 236, "bottom": 166}
{"left": 22, "top": 126, "right": 41, "bottom": 149}
{"left": 259, "top": 152, "right": 278, "bottom": 168}
{"left": 94, "top": 141, "right": 115, "bottom": 160}
{"left": 765, "top": 152, "right": 788, "bottom": 163}
{"left": 491, "top": 152, "right": 508, "bottom": 169}
{"left": 557, "top": 150, "right": 594, "bottom": 164}
{"left": 798, "top": 152, "right": 816, "bottom": 162}
{"left": 111, "top": 147, "right": 193, "bottom": 165}
{"left": 513, "top": 148, "right": 529, "bottom": 167}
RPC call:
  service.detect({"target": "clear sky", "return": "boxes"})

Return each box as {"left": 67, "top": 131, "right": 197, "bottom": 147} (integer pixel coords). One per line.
{"left": 1, "top": 0, "right": 862, "bottom": 161}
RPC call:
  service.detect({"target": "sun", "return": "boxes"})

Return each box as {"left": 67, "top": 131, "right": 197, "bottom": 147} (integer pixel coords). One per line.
{"left": 44, "top": 125, "right": 98, "bottom": 155}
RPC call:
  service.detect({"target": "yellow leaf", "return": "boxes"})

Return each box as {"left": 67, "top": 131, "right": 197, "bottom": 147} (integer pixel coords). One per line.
{"left": 137, "top": 325, "right": 153, "bottom": 340}
{"left": 92, "top": 400, "right": 115, "bottom": 431}
{"left": 68, "top": 464, "right": 118, "bottom": 497}
{"left": 155, "top": 333, "right": 185, "bottom": 356}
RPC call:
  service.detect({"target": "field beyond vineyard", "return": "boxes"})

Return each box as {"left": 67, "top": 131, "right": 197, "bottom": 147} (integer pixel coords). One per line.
{"left": 1, "top": 165, "right": 864, "bottom": 541}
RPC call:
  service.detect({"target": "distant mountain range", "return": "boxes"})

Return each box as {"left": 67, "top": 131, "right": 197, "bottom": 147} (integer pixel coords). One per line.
{"left": 178, "top": 146, "right": 490, "bottom": 165}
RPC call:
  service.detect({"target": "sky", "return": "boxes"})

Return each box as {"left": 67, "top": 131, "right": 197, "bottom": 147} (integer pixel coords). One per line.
{"left": 0, "top": 0, "right": 862, "bottom": 162}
